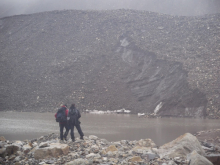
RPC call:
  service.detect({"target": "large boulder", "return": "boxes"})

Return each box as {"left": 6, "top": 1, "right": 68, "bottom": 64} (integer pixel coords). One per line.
{"left": 189, "top": 150, "right": 213, "bottom": 165}
{"left": 5, "top": 145, "right": 19, "bottom": 156}
{"left": 0, "top": 148, "right": 6, "bottom": 157}
{"left": 0, "top": 136, "right": 6, "bottom": 142}
{"left": 158, "top": 133, "right": 205, "bottom": 158}
{"left": 205, "top": 154, "right": 220, "bottom": 165}
{"left": 12, "top": 141, "right": 23, "bottom": 149}
{"left": 34, "top": 143, "right": 69, "bottom": 159}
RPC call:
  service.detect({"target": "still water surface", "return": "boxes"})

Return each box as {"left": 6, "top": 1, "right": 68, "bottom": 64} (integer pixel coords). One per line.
{"left": 1, "top": 111, "right": 220, "bottom": 146}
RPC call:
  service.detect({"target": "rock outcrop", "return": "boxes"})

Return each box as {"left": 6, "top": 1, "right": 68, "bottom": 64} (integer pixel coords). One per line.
{"left": 0, "top": 10, "right": 219, "bottom": 118}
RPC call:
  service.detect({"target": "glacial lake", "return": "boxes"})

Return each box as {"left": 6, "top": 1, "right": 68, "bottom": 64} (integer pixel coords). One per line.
{"left": 1, "top": 111, "right": 220, "bottom": 146}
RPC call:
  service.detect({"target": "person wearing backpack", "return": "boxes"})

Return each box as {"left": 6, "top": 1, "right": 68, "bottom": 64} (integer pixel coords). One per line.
{"left": 55, "top": 104, "right": 69, "bottom": 141}
{"left": 66, "top": 103, "right": 84, "bottom": 142}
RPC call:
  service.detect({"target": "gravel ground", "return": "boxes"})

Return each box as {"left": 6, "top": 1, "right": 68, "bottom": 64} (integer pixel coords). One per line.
{"left": 0, "top": 9, "right": 219, "bottom": 118}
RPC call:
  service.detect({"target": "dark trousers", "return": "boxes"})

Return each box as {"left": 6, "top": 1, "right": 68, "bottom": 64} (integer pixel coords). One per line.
{"left": 59, "top": 122, "right": 68, "bottom": 140}
{"left": 67, "top": 124, "right": 84, "bottom": 140}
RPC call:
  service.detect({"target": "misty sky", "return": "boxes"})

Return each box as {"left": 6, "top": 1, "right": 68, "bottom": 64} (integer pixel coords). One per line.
{"left": 0, "top": 0, "right": 220, "bottom": 18}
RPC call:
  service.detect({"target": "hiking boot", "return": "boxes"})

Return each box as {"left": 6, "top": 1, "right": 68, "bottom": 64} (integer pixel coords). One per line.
{"left": 72, "top": 138, "right": 75, "bottom": 142}
{"left": 80, "top": 136, "right": 84, "bottom": 140}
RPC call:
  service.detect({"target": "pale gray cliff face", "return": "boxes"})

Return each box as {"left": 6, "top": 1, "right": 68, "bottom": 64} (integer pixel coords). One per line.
{"left": 114, "top": 36, "right": 207, "bottom": 117}
{"left": 0, "top": 10, "right": 218, "bottom": 117}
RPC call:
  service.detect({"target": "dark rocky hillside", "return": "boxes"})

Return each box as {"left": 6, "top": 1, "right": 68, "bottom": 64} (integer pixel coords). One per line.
{"left": 0, "top": 10, "right": 219, "bottom": 118}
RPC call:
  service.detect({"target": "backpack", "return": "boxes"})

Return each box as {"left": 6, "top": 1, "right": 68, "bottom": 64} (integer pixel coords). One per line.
{"left": 68, "top": 108, "right": 77, "bottom": 123}
{"left": 56, "top": 107, "right": 67, "bottom": 122}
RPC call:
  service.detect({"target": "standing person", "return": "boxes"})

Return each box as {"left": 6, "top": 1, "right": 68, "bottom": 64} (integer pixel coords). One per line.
{"left": 55, "top": 104, "right": 69, "bottom": 141}
{"left": 67, "top": 103, "right": 84, "bottom": 142}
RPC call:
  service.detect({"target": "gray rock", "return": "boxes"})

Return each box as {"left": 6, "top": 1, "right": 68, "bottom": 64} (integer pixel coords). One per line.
{"left": 89, "top": 135, "right": 98, "bottom": 140}
{"left": 12, "top": 141, "right": 23, "bottom": 148}
{"left": 189, "top": 150, "right": 213, "bottom": 165}
{"left": 39, "top": 142, "right": 49, "bottom": 148}
{"left": 5, "top": 145, "right": 19, "bottom": 156}
{"left": 161, "top": 163, "right": 168, "bottom": 165}
{"left": 167, "top": 160, "right": 177, "bottom": 165}
{"left": 0, "top": 136, "right": 6, "bottom": 142}
{"left": 22, "top": 144, "right": 32, "bottom": 150}
{"left": 65, "top": 158, "right": 89, "bottom": 165}
{"left": 14, "top": 156, "right": 21, "bottom": 162}
{"left": 137, "top": 139, "right": 156, "bottom": 148}
{"left": 85, "top": 153, "right": 101, "bottom": 159}
{"left": 45, "top": 159, "right": 55, "bottom": 164}
{"left": 34, "top": 143, "right": 69, "bottom": 159}
{"left": 158, "top": 133, "right": 205, "bottom": 158}
{"left": 204, "top": 154, "right": 220, "bottom": 165}
{"left": 145, "top": 153, "right": 159, "bottom": 160}
{"left": 8, "top": 154, "right": 16, "bottom": 160}
{"left": 0, "top": 148, "right": 6, "bottom": 156}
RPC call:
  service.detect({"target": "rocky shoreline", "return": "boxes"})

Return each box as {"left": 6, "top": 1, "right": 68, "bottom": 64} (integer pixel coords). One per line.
{"left": 1, "top": 130, "right": 220, "bottom": 165}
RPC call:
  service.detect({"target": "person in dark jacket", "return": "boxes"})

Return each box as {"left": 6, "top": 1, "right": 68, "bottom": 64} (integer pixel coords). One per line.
{"left": 67, "top": 103, "right": 84, "bottom": 141}
{"left": 55, "top": 104, "right": 69, "bottom": 141}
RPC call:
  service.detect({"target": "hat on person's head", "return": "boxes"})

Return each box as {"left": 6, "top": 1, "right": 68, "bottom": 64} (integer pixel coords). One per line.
{"left": 70, "top": 103, "right": 75, "bottom": 109}
{"left": 64, "top": 104, "right": 67, "bottom": 107}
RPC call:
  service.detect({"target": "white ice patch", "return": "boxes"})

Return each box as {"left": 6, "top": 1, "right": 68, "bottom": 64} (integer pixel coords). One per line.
{"left": 137, "top": 113, "right": 145, "bottom": 116}
{"left": 154, "top": 102, "right": 163, "bottom": 114}
{"left": 120, "top": 38, "right": 129, "bottom": 47}
{"left": 85, "top": 108, "right": 131, "bottom": 114}
{"left": 122, "top": 49, "right": 133, "bottom": 64}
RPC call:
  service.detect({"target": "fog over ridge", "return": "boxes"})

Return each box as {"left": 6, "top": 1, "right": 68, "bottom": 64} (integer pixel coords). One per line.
{"left": 0, "top": 0, "right": 220, "bottom": 18}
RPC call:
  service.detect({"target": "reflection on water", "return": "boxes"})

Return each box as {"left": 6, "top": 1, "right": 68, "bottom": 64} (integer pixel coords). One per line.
{"left": 0, "top": 111, "right": 220, "bottom": 146}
